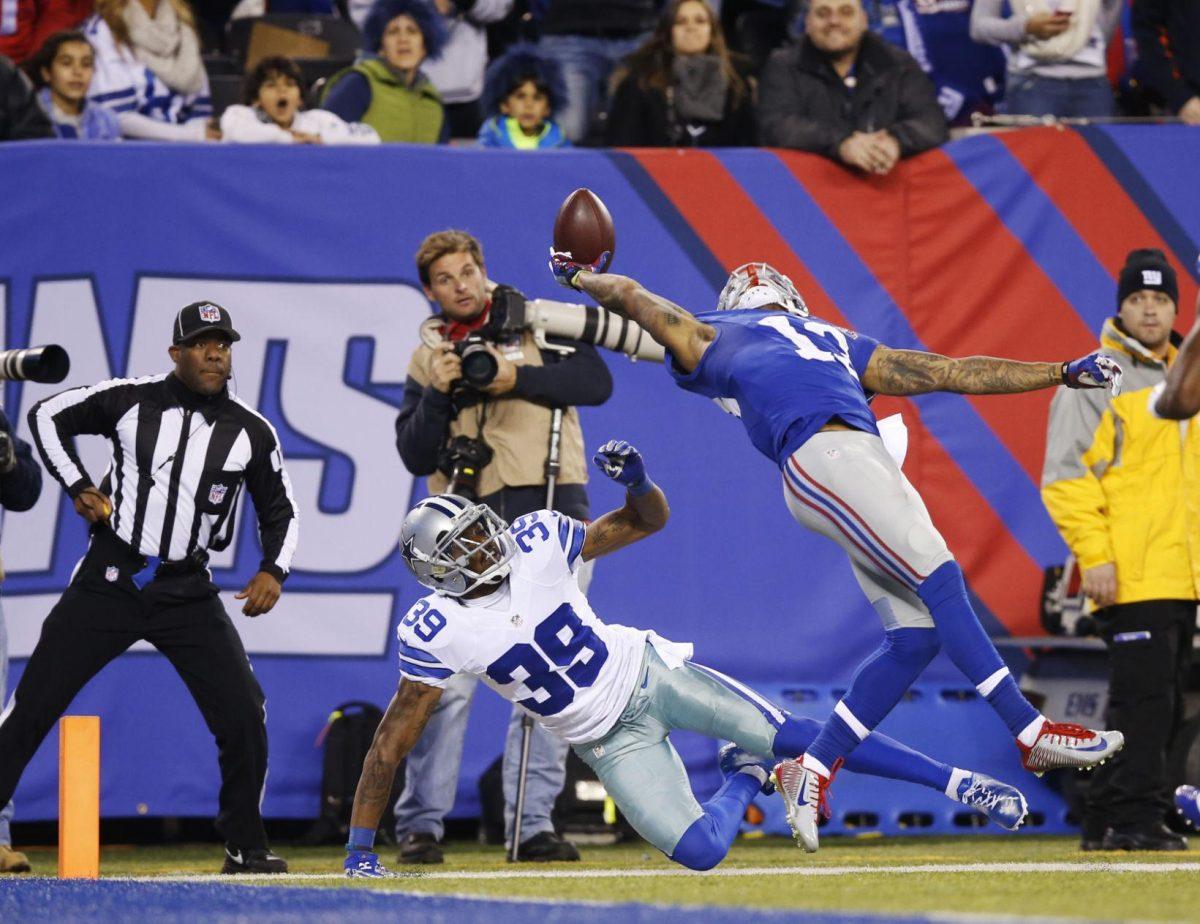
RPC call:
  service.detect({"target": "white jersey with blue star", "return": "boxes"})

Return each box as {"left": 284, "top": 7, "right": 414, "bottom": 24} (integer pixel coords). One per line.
{"left": 396, "top": 510, "right": 659, "bottom": 744}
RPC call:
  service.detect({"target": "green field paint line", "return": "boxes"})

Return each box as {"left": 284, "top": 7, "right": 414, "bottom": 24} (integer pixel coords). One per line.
{"left": 103, "top": 861, "right": 1200, "bottom": 883}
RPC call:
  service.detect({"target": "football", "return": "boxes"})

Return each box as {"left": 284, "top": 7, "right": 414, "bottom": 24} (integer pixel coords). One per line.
{"left": 553, "top": 188, "right": 616, "bottom": 268}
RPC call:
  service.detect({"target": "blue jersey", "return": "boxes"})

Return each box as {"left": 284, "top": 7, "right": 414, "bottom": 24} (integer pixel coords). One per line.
{"left": 667, "top": 310, "right": 881, "bottom": 466}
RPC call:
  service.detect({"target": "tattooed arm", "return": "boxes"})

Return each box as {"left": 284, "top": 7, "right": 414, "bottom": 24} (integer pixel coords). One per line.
{"left": 581, "top": 484, "right": 669, "bottom": 562}
{"left": 349, "top": 679, "right": 443, "bottom": 832}
{"left": 861, "top": 346, "right": 1064, "bottom": 396}
{"left": 1156, "top": 311, "right": 1200, "bottom": 419}
{"left": 573, "top": 271, "right": 717, "bottom": 373}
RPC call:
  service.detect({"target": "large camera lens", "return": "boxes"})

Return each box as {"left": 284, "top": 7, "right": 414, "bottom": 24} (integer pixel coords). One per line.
{"left": 459, "top": 342, "right": 498, "bottom": 388}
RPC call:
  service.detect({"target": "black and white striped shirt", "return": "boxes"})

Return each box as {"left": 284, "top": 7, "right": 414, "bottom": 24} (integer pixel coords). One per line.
{"left": 29, "top": 373, "right": 299, "bottom": 580}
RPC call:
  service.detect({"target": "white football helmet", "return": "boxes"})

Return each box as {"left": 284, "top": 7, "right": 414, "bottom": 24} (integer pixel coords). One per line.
{"left": 399, "top": 494, "right": 516, "bottom": 596}
{"left": 717, "top": 262, "right": 809, "bottom": 317}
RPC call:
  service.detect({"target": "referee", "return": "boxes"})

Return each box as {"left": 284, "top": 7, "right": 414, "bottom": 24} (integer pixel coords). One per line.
{"left": 0, "top": 302, "right": 300, "bottom": 874}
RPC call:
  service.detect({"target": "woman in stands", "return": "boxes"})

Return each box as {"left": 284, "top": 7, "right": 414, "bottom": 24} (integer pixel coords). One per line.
{"left": 321, "top": 0, "right": 447, "bottom": 143}
{"left": 605, "top": 0, "right": 755, "bottom": 148}
{"left": 84, "top": 0, "right": 217, "bottom": 140}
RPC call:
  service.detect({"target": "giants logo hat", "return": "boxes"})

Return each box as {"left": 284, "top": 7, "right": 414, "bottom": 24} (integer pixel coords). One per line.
{"left": 173, "top": 301, "right": 242, "bottom": 344}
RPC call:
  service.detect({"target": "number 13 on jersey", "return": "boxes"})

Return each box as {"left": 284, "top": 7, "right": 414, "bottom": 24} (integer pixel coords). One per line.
{"left": 760, "top": 315, "right": 859, "bottom": 381}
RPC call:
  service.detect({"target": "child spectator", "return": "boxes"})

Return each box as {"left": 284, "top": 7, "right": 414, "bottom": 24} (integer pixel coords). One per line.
{"left": 322, "top": 0, "right": 448, "bottom": 143}
{"left": 221, "top": 56, "right": 380, "bottom": 144}
{"left": 28, "top": 31, "right": 121, "bottom": 139}
{"left": 84, "top": 0, "right": 216, "bottom": 141}
{"left": 476, "top": 44, "right": 570, "bottom": 148}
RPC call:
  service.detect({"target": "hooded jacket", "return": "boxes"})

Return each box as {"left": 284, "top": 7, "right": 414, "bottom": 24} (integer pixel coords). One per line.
{"left": 757, "top": 31, "right": 947, "bottom": 157}
{"left": 1042, "top": 318, "right": 1200, "bottom": 604}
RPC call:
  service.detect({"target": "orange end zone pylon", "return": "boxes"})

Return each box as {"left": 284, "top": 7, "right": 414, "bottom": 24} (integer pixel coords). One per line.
{"left": 58, "top": 715, "right": 100, "bottom": 879}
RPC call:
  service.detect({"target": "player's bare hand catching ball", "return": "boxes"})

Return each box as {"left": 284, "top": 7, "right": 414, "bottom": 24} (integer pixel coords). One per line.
{"left": 73, "top": 487, "right": 112, "bottom": 523}
{"left": 236, "top": 571, "right": 282, "bottom": 617}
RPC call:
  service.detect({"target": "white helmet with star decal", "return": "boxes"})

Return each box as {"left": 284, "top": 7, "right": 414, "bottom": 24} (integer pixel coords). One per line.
{"left": 717, "top": 262, "right": 809, "bottom": 317}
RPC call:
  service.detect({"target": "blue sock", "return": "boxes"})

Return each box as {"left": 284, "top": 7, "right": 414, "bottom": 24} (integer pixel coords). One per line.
{"left": 347, "top": 826, "right": 376, "bottom": 851}
{"left": 917, "top": 561, "right": 1039, "bottom": 736}
{"left": 773, "top": 715, "right": 951, "bottom": 793}
{"left": 669, "top": 772, "right": 760, "bottom": 871}
{"left": 804, "top": 627, "right": 940, "bottom": 769}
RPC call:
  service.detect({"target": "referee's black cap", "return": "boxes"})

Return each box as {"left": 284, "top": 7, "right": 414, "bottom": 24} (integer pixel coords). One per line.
{"left": 173, "top": 301, "right": 242, "bottom": 345}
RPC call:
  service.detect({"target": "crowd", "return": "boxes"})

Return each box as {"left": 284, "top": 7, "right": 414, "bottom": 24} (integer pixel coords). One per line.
{"left": 1, "top": 0, "right": 1198, "bottom": 167}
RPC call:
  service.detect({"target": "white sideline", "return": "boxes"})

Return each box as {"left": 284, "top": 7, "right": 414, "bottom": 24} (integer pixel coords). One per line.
{"left": 108, "top": 861, "right": 1200, "bottom": 883}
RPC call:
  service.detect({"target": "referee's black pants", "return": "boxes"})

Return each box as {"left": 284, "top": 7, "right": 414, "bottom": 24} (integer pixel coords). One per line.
{"left": 0, "top": 527, "right": 270, "bottom": 849}
{"left": 1083, "top": 599, "right": 1196, "bottom": 837}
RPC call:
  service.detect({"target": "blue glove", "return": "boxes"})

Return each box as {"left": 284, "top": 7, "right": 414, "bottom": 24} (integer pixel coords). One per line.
{"left": 549, "top": 248, "right": 612, "bottom": 290}
{"left": 592, "top": 440, "right": 651, "bottom": 494}
{"left": 345, "top": 849, "right": 391, "bottom": 878}
{"left": 1063, "top": 351, "right": 1123, "bottom": 396}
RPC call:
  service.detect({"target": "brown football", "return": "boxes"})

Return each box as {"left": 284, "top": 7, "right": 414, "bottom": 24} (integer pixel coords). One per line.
{"left": 553, "top": 188, "right": 615, "bottom": 268}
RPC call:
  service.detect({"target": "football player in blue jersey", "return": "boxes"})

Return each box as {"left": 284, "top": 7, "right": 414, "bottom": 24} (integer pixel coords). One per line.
{"left": 344, "top": 441, "right": 1030, "bottom": 877}
{"left": 549, "top": 253, "right": 1127, "bottom": 852}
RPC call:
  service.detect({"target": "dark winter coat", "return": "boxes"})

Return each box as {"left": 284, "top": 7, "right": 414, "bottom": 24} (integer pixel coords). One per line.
{"left": 757, "top": 32, "right": 947, "bottom": 158}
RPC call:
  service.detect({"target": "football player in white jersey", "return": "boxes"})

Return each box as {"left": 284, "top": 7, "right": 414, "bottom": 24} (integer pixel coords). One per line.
{"left": 344, "top": 441, "right": 1029, "bottom": 876}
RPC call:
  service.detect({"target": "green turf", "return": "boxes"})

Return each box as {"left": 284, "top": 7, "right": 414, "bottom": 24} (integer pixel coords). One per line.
{"left": 18, "top": 836, "right": 1200, "bottom": 920}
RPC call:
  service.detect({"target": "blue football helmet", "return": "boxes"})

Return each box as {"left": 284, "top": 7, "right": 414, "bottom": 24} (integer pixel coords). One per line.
{"left": 399, "top": 494, "right": 516, "bottom": 596}
{"left": 717, "top": 262, "right": 809, "bottom": 317}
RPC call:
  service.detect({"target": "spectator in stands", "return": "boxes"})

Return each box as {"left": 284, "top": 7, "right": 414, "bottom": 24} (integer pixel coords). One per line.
{"left": 476, "top": 43, "right": 570, "bottom": 148}
{"left": 537, "top": 0, "right": 658, "bottom": 143}
{"left": 322, "top": 0, "right": 448, "bottom": 143}
{"left": 970, "top": 0, "right": 1122, "bottom": 118}
{"left": 421, "top": 0, "right": 514, "bottom": 139}
{"left": 605, "top": 0, "right": 756, "bottom": 147}
{"left": 872, "top": 0, "right": 1006, "bottom": 127}
{"left": 1132, "top": 0, "right": 1200, "bottom": 125}
{"left": 28, "top": 31, "right": 122, "bottom": 139}
{"left": 0, "top": 0, "right": 92, "bottom": 66}
{"left": 0, "top": 53, "right": 53, "bottom": 138}
{"left": 83, "top": 0, "right": 218, "bottom": 140}
{"left": 758, "top": 0, "right": 947, "bottom": 173}
{"left": 221, "top": 55, "right": 380, "bottom": 143}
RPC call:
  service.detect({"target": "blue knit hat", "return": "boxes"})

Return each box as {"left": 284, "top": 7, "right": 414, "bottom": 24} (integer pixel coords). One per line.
{"left": 481, "top": 43, "right": 568, "bottom": 117}
{"left": 362, "top": 0, "right": 448, "bottom": 62}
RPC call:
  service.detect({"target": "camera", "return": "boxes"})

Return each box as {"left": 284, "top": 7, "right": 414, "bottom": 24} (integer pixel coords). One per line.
{"left": 453, "top": 336, "right": 500, "bottom": 390}
{"left": 0, "top": 345, "right": 70, "bottom": 383}
{"left": 437, "top": 435, "right": 494, "bottom": 500}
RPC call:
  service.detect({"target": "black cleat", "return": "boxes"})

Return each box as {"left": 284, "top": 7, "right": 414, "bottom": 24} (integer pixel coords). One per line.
{"left": 1101, "top": 825, "right": 1189, "bottom": 852}
{"left": 397, "top": 832, "right": 444, "bottom": 865}
{"left": 513, "top": 831, "right": 580, "bottom": 862}
{"left": 221, "top": 847, "right": 289, "bottom": 874}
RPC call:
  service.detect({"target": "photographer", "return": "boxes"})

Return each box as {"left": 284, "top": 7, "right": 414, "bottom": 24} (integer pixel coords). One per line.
{"left": 393, "top": 229, "right": 612, "bottom": 863}
{"left": 0, "top": 410, "right": 42, "bottom": 874}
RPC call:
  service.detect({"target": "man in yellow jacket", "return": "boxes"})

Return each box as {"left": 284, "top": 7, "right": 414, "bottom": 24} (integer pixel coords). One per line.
{"left": 1042, "top": 248, "right": 1196, "bottom": 852}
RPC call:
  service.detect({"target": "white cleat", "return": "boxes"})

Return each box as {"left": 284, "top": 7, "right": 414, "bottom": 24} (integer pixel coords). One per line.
{"left": 1017, "top": 722, "right": 1125, "bottom": 776}
{"left": 773, "top": 757, "right": 839, "bottom": 853}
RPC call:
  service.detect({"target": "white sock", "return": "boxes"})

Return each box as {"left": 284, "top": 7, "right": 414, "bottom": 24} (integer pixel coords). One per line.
{"left": 945, "top": 767, "right": 971, "bottom": 799}
{"left": 740, "top": 764, "right": 770, "bottom": 788}
{"left": 1017, "top": 715, "right": 1047, "bottom": 748}
{"left": 801, "top": 753, "right": 832, "bottom": 778}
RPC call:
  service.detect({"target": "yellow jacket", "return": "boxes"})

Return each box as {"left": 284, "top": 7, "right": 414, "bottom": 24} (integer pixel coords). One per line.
{"left": 1041, "top": 319, "right": 1200, "bottom": 604}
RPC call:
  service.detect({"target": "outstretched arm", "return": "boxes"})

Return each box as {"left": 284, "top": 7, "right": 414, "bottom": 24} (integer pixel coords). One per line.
{"left": 549, "top": 253, "right": 716, "bottom": 372}
{"left": 1156, "top": 312, "right": 1200, "bottom": 419}
{"left": 862, "top": 346, "right": 1122, "bottom": 396}
{"left": 581, "top": 440, "right": 669, "bottom": 561}
{"left": 348, "top": 680, "right": 443, "bottom": 834}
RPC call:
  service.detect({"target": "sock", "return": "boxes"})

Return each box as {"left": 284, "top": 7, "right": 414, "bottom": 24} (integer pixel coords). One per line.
{"left": 917, "top": 562, "right": 1040, "bottom": 736}
{"left": 945, "top": 767, "right": 971, "bottom": 799}
{"left": 347, "top": 826, "right": 376, "bottom": 851}
{"left": 1017, "top": 715, "right": 1047, "bottom": 747}
{"left": 669, "top": 772, "right": 760, "bottom": 871}
{"left": 804, "top": 627, "right": 939, "bottom": 769}
{"left": 773, "top": 714, "right": 952, "bottom": 794}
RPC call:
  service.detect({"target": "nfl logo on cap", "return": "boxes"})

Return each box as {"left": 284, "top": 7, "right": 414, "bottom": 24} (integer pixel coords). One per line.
{"left": 198, "top": 304, "right": 222, "bottom": 323}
